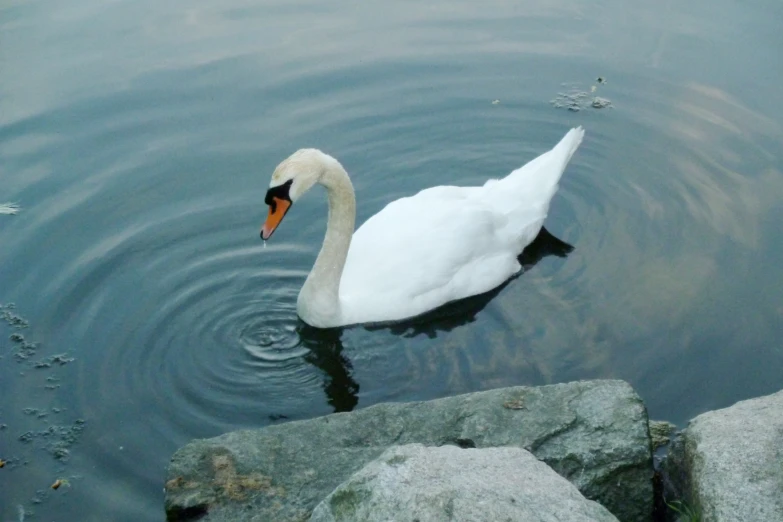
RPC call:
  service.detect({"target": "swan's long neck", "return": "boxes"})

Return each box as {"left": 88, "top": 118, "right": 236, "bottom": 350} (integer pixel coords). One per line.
{"left": 297, "top": 159, "right": 356, "bottom": 327}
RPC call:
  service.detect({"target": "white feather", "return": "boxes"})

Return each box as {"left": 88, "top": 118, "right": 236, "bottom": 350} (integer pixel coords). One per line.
{"left": 0, "top": 202, "right": 21, "bottom": 215}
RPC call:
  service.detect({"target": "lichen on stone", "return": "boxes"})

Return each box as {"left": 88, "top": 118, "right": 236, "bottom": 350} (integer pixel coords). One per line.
{"left": 649, "top": 420, "right": 677, "bottom": 451}
{"left": 210, "top": 453, "right": 283, "bottom": 501}
{"left": 329, "top": 486, "right": 369, "bottom": 519}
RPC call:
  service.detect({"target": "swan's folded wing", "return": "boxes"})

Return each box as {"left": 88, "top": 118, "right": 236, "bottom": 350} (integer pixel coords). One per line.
{"left": 338, "top": 188, "right": 521, "bottom": 323}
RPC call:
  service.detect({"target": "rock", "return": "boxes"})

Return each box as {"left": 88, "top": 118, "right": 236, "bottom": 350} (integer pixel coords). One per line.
{"left": 664, "top": 389, "right": 783, "bottom": 521}
{"left": 649, "top": 420, "right": 677, "bottom": 451}
{"left": 164, "top": 380, "right": 652, "bottom": 522}
{"left": 310, "top": 444, "right": 620, "bottom": 522}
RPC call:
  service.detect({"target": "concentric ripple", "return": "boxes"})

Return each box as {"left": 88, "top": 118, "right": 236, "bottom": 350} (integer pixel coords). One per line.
{"left": 71, "top": 210, "right": 327, "bottom": 430}
{"left": 238, "top": 298, "right": 305, "bottom": 361}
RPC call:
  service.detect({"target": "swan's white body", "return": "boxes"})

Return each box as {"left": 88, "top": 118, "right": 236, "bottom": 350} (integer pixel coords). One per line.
{"left": 263, "top": 127, "right": 584, "bottom": 328}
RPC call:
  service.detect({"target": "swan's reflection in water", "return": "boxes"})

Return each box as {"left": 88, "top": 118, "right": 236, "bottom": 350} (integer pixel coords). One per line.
{"left": 296, "top": 226, "right": 574, "bottom": 412}
{"left": 297, "top": 324, "right": 360, "bottom": 412}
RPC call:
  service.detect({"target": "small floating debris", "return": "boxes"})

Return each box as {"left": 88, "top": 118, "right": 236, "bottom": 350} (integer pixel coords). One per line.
{"left": 2, "top": 303, "right": 30, "bottom": 328}
{"left": 550, "top": 78, "right": 613, "bottom": 111}
{"left": 1, "top": 302, "right": 83, "bottom": 516}
{"left": 51, "top": 478, "right": 69, "bottom": 490}
{"left": 551, "top": 89, "right": 587, "bottom": 111}
{"left": 34, "top": 353, "right": 75, "bottom": 368}
{"left": 0, "top": 202, "right": 21, "bottom": 215}
{"left": 22, "top": 408, "right": 48, "bottom": 419}
{"left": 14, "top": 419, "right": 86, "bottom": 461}
{"left": 51, "top": 447, "right": 70, "bottom": 461}
{"left": 591, "top": 97, "right": 613, "bottom": 109}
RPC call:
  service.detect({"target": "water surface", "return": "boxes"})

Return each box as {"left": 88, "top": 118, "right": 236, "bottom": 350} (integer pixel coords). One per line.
{"left": 1, "top": 0, "right": 783, "bottom": 519}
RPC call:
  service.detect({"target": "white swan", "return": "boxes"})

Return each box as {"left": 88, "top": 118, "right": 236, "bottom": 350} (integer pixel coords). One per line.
{"left": 261, "top": 127, "right": 584, "bottom": 328}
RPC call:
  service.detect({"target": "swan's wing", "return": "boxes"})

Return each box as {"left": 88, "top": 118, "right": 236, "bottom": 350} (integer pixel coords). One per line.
{"left": 337, "top": 128, "right": 584, "bottom": 324}
{"left": 338, "top": 186, "right": 522, "bottom": 323}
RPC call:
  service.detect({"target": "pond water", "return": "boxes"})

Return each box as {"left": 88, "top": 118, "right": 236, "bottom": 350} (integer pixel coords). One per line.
{"left": 2, "top": 0, "right": 783, "bottom": 519}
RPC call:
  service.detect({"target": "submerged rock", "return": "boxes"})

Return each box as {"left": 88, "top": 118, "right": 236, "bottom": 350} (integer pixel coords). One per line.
{"left": 164, "top": 380, "right": 653, "bottom": 521}
{"left": 664, "top": 388, "right": 783, "bottom": 521}
{"left": 310, "top": 444, "right": 620, "bottom": 522}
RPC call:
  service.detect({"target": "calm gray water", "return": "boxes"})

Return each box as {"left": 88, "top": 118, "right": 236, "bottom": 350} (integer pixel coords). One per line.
{"left": 2, "top": 0, "right": 783, "bottom": 519}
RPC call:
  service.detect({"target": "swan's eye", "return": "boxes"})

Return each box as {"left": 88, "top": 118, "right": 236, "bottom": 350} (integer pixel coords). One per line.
{"left": 265, "top": 179, "right": 294, "bottom": 209}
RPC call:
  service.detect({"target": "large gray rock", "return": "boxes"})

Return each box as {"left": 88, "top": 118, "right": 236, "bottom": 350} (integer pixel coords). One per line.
{"left": 309, "top": 444, "right": 620, "bottom": 522}
{"left": 165, "top": 380, "right": 652, "bottom": 522}
{"left": 664, "top": 389, "right": 783, "bottom": 522}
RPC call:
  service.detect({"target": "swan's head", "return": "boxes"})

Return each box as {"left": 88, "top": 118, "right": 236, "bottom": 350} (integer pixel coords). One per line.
{"left": 261, "top": 149, "right": 332, "bottom": 240}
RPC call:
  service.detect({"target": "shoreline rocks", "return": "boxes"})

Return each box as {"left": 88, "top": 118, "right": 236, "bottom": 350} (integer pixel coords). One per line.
{"left": 165, "top": 380, "right": 652, "bottom": 521}
{"left": 663, "top": 389, "right": 783, "bottom": 522}
{"left": 164, "top": 380, "right": 783, "bottom": 522}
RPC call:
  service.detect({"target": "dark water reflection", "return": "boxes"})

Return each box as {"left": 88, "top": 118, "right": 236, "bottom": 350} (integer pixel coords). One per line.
{"left": 298, "top": 325, "right": 359, "bottom": 413}
{"left": 2, "top": 0, "right": 783, "bottom": 520}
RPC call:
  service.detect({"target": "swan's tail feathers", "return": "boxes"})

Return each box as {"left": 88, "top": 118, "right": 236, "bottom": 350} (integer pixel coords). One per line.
{"left": 493, "top": 126, "right": 585, "bottom": 201}
{"left": 553, "top": 126, "right": 585, "bottom": 168}
{"left": 495, "top": 126, "right": 585, "bottom": 192}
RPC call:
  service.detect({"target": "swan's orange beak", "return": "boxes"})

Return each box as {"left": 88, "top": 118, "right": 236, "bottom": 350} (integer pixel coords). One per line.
{"left": 261, "top": 197, "right": 291, "bottom": 240}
